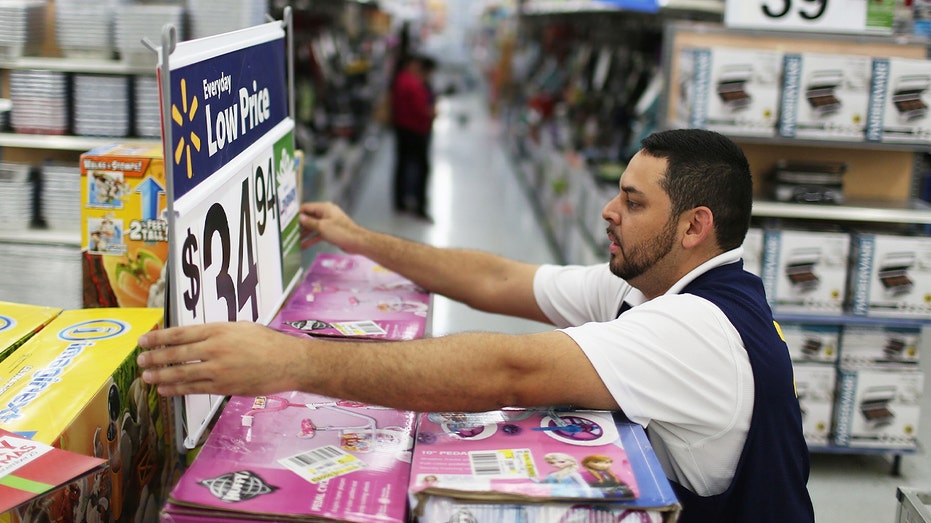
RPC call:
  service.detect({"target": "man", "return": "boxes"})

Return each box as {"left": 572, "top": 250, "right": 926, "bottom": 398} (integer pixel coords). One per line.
{"left": 391, "top": 53, "right": 436, "bottom": 219}
{"left": 137, "top": 129, "right": 814, "bottom": 522}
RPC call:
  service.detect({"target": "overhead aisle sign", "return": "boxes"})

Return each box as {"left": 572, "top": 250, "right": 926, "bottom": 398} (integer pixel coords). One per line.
{"left": 157, "top": 15, "right": 302, "bottom": 449}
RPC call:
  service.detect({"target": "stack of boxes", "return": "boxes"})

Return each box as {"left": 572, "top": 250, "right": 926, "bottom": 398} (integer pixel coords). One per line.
{"left": 677, "top": 47, "right": 931, "bottom": 145}
{"left": 743, "top": 227, "right": 927, "bottom": 450}
{"left": 0, "top": 307, "right": 184, "bottom": 522}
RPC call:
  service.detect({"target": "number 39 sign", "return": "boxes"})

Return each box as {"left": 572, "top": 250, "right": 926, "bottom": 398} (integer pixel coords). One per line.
{"left": 158, "top": 17, "right": 303, "bottom": 448}
{"left": 725, "top": 0, "right": 896, "bottom": 35}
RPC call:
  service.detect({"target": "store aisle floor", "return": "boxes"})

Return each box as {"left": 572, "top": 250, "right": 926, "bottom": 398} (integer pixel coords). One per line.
{"left": 339, "top": 88, "right": 931, "bottom": 522}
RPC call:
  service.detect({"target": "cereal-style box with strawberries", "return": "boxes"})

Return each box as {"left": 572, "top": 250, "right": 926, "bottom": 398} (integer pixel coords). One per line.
{"left": 81, "top": 143, "right": 168, "bottom": 309}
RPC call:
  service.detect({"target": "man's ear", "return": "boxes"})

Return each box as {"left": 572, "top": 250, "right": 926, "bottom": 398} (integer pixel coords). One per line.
{"left": 681, "top": 207, "right": 713, "bottom": 249}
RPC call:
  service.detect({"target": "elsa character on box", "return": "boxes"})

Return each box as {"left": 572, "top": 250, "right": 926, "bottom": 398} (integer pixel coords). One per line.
{"left": 537, "top": 452, "right": 594, "bottom": 497}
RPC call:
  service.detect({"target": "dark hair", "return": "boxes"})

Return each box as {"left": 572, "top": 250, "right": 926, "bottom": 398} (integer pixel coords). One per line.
{"left": 640, "top": 129, "right": 752, "bottom": 251}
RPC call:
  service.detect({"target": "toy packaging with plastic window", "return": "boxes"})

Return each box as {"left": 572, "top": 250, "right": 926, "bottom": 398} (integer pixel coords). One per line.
{"left": 80, "top": 143, "right": 168, "bottom": 309}
{"left": 0, "top": 307, "right": 180, "bottom": 523}
{"left": 161, "top": 391, "right": 417, "bottom": 522}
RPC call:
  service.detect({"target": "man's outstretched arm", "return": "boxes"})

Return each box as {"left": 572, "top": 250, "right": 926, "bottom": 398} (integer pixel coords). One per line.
{"left": 136, "top": 321, "right": 618, "bottom": 413}
{"left": 299, "top": 201, "right": 550, "bottom": 324}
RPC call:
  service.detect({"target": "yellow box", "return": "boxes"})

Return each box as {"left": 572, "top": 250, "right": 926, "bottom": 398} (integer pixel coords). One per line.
{"left": 81, "top": 143, "right": 168, "bottom": 309}
{"left": 0, "top": 308, "right": 183, "bottom": 523}
{"left": 0, "top": 301, "right": 61, "bottom": 363}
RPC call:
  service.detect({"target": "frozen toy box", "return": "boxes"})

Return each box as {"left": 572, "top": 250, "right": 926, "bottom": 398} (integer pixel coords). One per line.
{"left": 408, "top": 409, "right": 681, "bottom": 522}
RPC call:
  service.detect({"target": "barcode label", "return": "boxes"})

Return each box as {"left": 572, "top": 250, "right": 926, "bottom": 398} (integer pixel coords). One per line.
{"left": 280, "top": 444, "right": 366, "bottom": 483}
{"left": 332, "top": 320, "right": 387, "bottom": 336}
{"left": 468, "top": 449, "right": 536, "bottom": 479}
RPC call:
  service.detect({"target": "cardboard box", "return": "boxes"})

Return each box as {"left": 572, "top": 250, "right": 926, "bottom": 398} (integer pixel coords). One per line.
{"left": 840, "top": 324, "right": 921, "bottom": 365}
{"left": 779, "top": 52, "right": 872, "bottom": 141}
{"left": 866, "top": 57, "right": 931, "bottom": 144}
{"left": 80, "top": 143, "right": 168, "bottom": 309}
{"left": 833, "top": 363, "right": 923, "bottom": 449}
{"left": 0, "top": 429, "right": 106, "bottom": 514}
{"left": 0, "top": 301, "right": 61, "bottom": 363}
{"left": 793, "top": 363, "right": 836, "bottom": 447}
{"left": 409, "top": 410, "right": 681, "bottom": 522}
{"left": 162, "top": 392, "right": 416, "bottom": 523}
{"left": 742, "top": 227, "right": 764, "bottom": 277}
{"left": 848, "top": 233, "right": 931, "bottom": 318}
{"left": 0, "top": 308, "right": 182, "bottom": 523}
{"left": 895, "top": 487, "right": 931, "bottom": 523}
{"left": 761, "top": 229, "right": 851, "bottom": 314}
{"left": 677, "top": 46, "right": 783, "bottom": 137}
{"left": 780, "top": 323, "right": 840, "bottom": 363}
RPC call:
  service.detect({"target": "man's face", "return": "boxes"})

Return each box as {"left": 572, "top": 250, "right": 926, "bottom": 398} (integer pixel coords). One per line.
{"left": 601, "top": 151, "right": 679, "bottom": 283}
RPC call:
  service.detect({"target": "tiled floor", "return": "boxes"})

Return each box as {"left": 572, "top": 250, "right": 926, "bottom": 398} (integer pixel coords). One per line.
{"left": 339, "top": 88, "right": 931, "bottom": 522}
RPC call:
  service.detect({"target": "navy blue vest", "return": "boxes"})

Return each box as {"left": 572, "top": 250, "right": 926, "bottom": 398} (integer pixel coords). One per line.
{"left": 621, "top": 261, "right": 815, "bottom": 522}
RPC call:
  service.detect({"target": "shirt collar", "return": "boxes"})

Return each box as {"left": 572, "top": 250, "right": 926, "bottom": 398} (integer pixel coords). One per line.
{"left": 665, "top": 247, "right": 744, "bottom": 297}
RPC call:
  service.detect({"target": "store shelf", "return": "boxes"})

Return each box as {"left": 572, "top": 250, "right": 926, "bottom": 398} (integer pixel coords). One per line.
{"left": 0, "top": 133, "right": 159, "bottom": 152}
{"left": 522, "top": 0, "right": 722, "bottom": 15}
{"left": 0, "top": 56, "right": 154, "bottom": 74}
{"left": 774, "top": 313, "right": 931, "bottom": 329}
{"left": 753, "top": 199, "right": 931, "bottom": 225}
{"left": 732, "top": 134, "right": 931, "bottom": 153}
{"left": 0, "top": 228, "right": 80, "bottom": 247}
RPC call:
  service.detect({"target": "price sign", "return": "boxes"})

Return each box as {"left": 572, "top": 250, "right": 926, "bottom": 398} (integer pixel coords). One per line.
{"left": 159, "top": 19, "right": 302, "bottom": 448}
{"left": 173, "top": 133, "right": 291, "bottom": 325}
{"left": 725, "top": 0, "right": 896, "bottom": 35}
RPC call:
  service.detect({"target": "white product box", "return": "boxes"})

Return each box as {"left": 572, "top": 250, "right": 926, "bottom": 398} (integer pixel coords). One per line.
{"left": 677, "top": 46, "right": 783, "bottom": 137}
{"left": 840, "top": 324, "right": 921, "bottom": 364}
{"left": 793, "top": 362, "right": 836, "bottom": 447}
{"left": 761, "top": 229, "right": 851, "bottom": 314}
{"left": 848, "top": 233, "right": 931, "bottom": 318}
{"left": 895, "top": 488, "right": 931, "bottom": 523}
{"left": 833, "top": 363, "right": 923, "bottom": 449}
{"left": 779, "top": 52, "right": 872, "bottom": 141}
{"left": 742, "top": 227, "right": 764, "bottom": 277}
{"left": 866, "top": 57, "right": 931, "bottom": 144}
{"left": 780, "top": 323, "right": 840, "bottom": 363}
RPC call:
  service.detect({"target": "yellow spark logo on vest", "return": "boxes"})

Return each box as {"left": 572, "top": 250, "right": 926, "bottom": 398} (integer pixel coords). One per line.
{"left": 171, "top": 78, "right": 202, "bottom": 179}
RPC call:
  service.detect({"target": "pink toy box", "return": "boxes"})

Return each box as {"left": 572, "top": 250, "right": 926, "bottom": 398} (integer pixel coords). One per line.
{"left": 161, "top": 391, "right": 417, "bottom": 522}
{"left": 408, "top": 409, "right": 681, "bottom": 522}
{"left": 271, "top": 253, "right": 430, "bottom": 341}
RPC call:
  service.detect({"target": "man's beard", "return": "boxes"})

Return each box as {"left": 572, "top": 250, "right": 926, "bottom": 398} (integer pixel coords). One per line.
{"left": 609, "top": 217, "right": 678, "bottom": 281}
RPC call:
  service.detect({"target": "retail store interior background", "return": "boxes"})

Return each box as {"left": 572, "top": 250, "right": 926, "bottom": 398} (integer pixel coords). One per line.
{"left": 1, "top": 0, "right": 931, "bottom": 521}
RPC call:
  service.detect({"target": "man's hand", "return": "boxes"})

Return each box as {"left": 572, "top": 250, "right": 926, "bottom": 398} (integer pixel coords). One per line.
{"left": 299, "top": 201, "right": 367, "bottom": 252}
{"left": 137, "top": 322, "right": 302, "bottom": 397}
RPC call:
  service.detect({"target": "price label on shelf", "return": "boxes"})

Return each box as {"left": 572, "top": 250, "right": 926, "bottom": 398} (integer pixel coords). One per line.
{"left": 159, "top": 19, "right": 302, "bottom": 449}
{"left": 724, "top": 0, "right": 896, "bottom": 35}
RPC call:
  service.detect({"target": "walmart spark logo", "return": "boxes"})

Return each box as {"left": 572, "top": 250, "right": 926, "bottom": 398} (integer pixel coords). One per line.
{"left": 171, "top": 78, "right": 202, "bottom": 179}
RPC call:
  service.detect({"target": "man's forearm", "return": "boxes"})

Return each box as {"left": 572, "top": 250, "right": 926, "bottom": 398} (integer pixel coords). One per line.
{"left": 287, "top": 330, "right": 616, "bottom": 413}
{"left": 348, "top": 228, "right": 546, "bottom": 321}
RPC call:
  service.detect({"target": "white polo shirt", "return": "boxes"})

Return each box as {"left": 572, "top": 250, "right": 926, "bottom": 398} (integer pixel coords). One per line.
{"left": 532, "top": 249, "right": 754, "bottom": 496}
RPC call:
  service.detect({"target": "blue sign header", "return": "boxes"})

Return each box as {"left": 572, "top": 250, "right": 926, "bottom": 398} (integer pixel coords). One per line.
{"left": 168, "top": 37, "right": 288, "bottom": 199}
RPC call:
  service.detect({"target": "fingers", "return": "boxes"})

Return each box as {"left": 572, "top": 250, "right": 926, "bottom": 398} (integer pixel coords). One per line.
{"left": 137, "top": 325, "right": 208, "bottom": 369}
